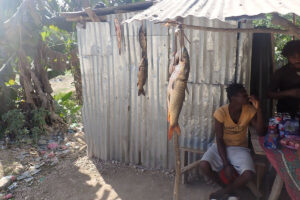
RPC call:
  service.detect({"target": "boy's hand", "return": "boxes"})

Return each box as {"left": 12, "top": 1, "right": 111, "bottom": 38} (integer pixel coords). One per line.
{"left": 249, "top": 96, "right": 260, "bottom": 110}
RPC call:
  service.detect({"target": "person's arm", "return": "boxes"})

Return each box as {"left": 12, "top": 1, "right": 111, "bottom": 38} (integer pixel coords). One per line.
{"left": 268, "top": 88, "right": 300, "bottom": 99}
{"left": 215, "top": 119, "right": 229, "bottom": 166}
{"left": 215, "top": 119, "right": 234, "bottom": 179}
{"left": 268, "top": 70, "right": 300, "bottom": 99}
{"left": 249, "top": 96, "right": 265, "bottom": 136}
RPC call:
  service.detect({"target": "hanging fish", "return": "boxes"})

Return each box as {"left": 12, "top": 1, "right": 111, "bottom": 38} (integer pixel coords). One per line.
{"left": 138, "top": 23, "right": 147, "bottom": 57}
{"left": 169, "top": 54, "right": 179, "bottom": 78}
{"left": 167, "top": 47, "right": 190, "bottom": 140}
{"left": 114, "top": 18, "right": 122, "bottom": 55}
{"left": 137, "top": 57, "right": 148, "bottom": 96}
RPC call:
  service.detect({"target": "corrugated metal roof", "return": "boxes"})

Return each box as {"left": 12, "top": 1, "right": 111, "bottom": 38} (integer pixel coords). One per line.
{"left": 125, "top": 0, "right": 300, "bottom": 23}
{"left": 77, "top": 13, "right": 252, "bottom": 169}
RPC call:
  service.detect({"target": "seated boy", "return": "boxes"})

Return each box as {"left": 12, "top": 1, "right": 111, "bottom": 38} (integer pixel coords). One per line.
{"left": 199, "top": 83, "right": 265, "bottom": 199}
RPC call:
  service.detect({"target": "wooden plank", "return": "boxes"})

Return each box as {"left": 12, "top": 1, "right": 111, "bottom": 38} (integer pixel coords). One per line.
{"left": 181, "top": 160, "right": 202, "bottom": 174}
{"left": 268, "top": 174, "right": 284, "bottom": 200}
{"left": 173, "top": 135, "right": 181, "bottom": 200}
{"left": 179, "top": 147, "right": 204, "bottom": 154}
{"left": 181, "top": 151, "right": 188, "bottom": 184}
{"left": 250, "top": 127, "right": 266, "bottom": 156}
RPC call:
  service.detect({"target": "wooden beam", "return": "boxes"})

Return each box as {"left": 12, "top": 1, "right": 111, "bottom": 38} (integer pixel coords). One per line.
{"left": 157, "top": 21, "right": 293, "bottom": 35}
{"left": 180, "top": 147, "right": 204, "bottom": 154}
{"left": 181, "top": 160, "right": 202, "bottom": 174}
{"left": 60, "top": 1, "right": 153, "bottom": 18}
{"left": 268, "top": 174, "right": 283, "bottom": 200}
{"left": 84, "top": 7, "right": 100, "bottom": 22}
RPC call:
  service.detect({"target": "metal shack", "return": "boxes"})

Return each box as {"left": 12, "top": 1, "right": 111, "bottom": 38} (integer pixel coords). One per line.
{"left": 70, "top": 1, "right": 265, "bottom": 169}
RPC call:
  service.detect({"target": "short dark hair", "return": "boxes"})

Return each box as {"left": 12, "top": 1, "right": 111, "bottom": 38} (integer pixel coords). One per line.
{"left": 282, "top": 40, "right": 300, "bottom": 58}
{"left": 226, "top": 83, "right": 245, "bottom": 101}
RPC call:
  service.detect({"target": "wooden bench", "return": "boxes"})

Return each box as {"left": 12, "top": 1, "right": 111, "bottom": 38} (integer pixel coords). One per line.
{"left": 180, "top": 129, "right": 267, "bottom": 199}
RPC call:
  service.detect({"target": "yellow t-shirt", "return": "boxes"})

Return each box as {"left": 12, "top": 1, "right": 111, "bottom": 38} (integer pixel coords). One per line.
{"left": 213, "top": 104, "right": 257, "bottom": 147}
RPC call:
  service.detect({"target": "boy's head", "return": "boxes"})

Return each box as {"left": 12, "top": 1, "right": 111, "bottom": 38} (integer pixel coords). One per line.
{"left": 226, "top": 83, "right": 249, "bottom": 104}
{"left": 282, "top": 40, "right": 300, "bottom": 69}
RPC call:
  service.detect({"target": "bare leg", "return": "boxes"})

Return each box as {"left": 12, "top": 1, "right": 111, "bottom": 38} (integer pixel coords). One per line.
{"left": 199, "top": 160, "right": 224, "bottom": 187}
{"left": 210, "top": 170, "right": 254, "bottom": 199}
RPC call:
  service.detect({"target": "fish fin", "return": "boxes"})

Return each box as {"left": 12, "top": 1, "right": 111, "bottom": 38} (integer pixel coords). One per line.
{"left": 174, "top": 125, "right": 181, "bottom": 136}
{"left": 167, "top": 111, "right": 170, "bottom": 122}
{"left": 138, "top": 89, "right": 145, "bottom": 96}
{"left": 186, "top": 86, "right": 189, "bottom": 95}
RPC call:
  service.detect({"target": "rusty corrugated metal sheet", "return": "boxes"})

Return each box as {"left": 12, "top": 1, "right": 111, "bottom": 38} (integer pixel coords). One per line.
{"left": 125, "top": 0, "right": 300, "bottom": 23}
{"left": 77, "top": 12, "right": 252, "bottom": 169}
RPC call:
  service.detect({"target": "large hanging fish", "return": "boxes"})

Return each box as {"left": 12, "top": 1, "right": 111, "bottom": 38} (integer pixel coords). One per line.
{"left": 167, "top": 47, "right": 190, "bottom": 140}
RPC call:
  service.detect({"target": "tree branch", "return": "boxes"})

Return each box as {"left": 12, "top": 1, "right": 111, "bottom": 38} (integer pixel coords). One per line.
{"left": 271, "top": 13, "right": 300, "bottom": 39}
{"left": 157, "top": 21, "right": 293, "bottom": 35}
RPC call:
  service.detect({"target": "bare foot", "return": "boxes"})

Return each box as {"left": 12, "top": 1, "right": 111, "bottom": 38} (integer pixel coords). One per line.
{"left": 209, "top": 189, "right": 229, "bottom": 200}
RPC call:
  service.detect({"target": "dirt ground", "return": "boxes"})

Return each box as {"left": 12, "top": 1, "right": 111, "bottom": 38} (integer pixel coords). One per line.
{"left": 0, "top": 129, "right": 290, "bottom": 200}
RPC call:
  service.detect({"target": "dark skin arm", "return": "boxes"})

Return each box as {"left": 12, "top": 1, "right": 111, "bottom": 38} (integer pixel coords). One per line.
{"left": 268, "top": 88, "right": 300, "bottom": 99}
{"left": 249, "top": 96, "right": 265, "bottom": 136}
{"left": 215, "top": 119, "right": 235, "bottom": 180}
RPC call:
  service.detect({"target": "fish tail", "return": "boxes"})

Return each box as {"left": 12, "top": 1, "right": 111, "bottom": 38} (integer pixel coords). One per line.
{"left": 168, "top": 126, "right": 174, "bottom": 140}
{"left": 138, "top": 88, "right": 145, "bottom": 96}
{"left": 168, "top": 124, "right": 181, "bottom": 140}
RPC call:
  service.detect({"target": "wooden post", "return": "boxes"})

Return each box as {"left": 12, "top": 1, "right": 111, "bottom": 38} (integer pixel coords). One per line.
{"left": 268, "top": 173, "right": 283, "bottom": 200}
{"left": 173, "top": 134, "right": 181, "bottom": 200}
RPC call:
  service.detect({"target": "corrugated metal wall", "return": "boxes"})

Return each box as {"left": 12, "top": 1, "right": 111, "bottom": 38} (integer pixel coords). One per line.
{"left": 77, "top": 13, "right": 252, "bottom": 169}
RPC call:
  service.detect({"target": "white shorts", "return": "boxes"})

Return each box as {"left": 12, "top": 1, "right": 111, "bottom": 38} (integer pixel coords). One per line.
{"left": 201, "top": 143, "right": 255, "bottom": 175}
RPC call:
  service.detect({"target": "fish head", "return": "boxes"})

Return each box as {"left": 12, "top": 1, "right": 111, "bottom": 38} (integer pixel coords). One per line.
{"left": 179, "top": 47, "right": 190, "bottom": 80}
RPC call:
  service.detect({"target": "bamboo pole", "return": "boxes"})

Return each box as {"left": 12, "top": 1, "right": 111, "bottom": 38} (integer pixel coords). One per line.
{"left": 173, "top": 134, "right": 181, "bottom": 200}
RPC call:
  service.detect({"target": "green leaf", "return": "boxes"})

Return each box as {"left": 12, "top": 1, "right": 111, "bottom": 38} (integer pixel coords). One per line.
{"left": 41, "top": 32, "right": 46, "bottom": 41}
{"left": 61, "top": 91, "right": 73, "bottom": 102}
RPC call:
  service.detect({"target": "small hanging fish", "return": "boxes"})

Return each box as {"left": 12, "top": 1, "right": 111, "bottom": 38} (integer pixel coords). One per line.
{"left": 138, "top": 23, "right": 147, "bottom": 57}
{"left": 137, "top": 57, "right": 148, "bottom": 96}
{"left": 114, "top": 18, "right": 122, "bottom": 55}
